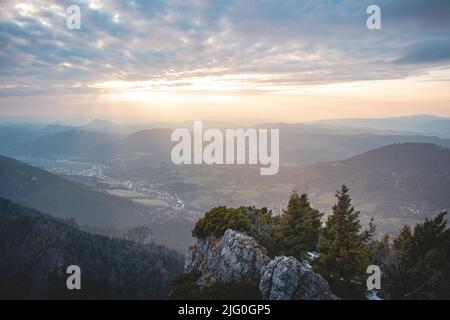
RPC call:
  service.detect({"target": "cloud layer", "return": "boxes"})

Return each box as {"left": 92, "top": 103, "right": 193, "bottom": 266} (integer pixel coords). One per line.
{"left": 0, "top": 0, "right": 449, "bottom": 98}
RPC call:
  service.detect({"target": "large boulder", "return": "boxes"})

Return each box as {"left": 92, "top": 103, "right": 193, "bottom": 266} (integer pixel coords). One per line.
{"left": 259, "top": 256, "right": 337, "bottom": 300}
{"left": 185, "top": 230, "right": 337, "bottom": 299}
{"left": 185, "top": 229, "right": 270, "bottom": 284}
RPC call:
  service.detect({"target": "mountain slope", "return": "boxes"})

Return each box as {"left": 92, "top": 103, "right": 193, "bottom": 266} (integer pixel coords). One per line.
{"left": 0, "top": 126, "right": 38, "bottom": 155}
{"left": 277, "top": 129, "right": 450, "bottom": 166}
{"left": 93, "top": 126, "right": 450, "bottom": 167}
{"left": 314, "top": 115, "right": 450, "bottom": 138}
{"left": 39, "top": 124, "right": 75, "bottom": 135}
{"left": 0, "top": 197, "right": 183, "bottom": 299}
{"left": 3, "top": 122, "right": 450, "bottom": 167}
{"left": 286, "top": 143, "right": 450, "bottom": 233}
{"left": 0, "top": 155, "right": 154, "bottom": 227}
{"left": 90, "top": 128, "right": 173, "bottom": 162}
{"left": 19, "top": 129, "right": 120, "bottom": 158}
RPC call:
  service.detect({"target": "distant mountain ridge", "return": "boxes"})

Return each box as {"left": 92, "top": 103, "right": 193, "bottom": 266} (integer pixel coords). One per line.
{"left": 17, "top": 124, "right": 447, "bottom": 167}
{"left": 313, "top": 114, "right": 450, "bottom": 138}
{"left": 3, "top": 116, "right": 450, "bottom": 166}
{"left": 20, "top": 129, "right": 119, "bottom": 158}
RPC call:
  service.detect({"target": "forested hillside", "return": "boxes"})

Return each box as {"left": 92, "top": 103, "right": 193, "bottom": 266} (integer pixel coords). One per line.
{"left": 0, "top": 197, "right": 184, "bottom": 299}
{"left": 0, "top": 155, "right": 153, "bottom": 227}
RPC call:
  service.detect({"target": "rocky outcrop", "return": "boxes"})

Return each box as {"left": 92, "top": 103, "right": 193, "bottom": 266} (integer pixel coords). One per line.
{"left": 123, "top": 225, "right": 155, "bottom": 246}
{"left": 185, "top": 229, "right": 337, "bottom": 299}
{"left": 185, "top": 229, "right": 270, "bottom": 284}
{"left": 259, "top": 256, "right": 337, "bottom": 300}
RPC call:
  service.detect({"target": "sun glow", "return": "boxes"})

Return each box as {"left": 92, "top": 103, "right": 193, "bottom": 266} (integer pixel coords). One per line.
{"left": 76, "top": 66, "right": 450, "bottom": 123}
{"left": 91, "top": 67, "right": 450, "bottom": 106}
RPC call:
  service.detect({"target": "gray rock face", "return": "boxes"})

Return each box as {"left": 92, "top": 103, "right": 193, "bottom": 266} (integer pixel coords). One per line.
{"left": 259, "top": 256, "right": 337, "bottom": 300}
{"left": 185, "top": 229, "right": 337, "bottom": 299}
{"left": 184, "top": 238, "right": 211, "bottom": 273}
{"left": 185, "top": 229, "right": 271, "bottom": 284}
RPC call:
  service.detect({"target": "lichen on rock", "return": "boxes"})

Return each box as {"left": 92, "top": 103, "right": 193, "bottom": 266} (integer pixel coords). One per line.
{"left": 184, "top": 229, "right": 337, "bottom": 300}
{"left": 185, "top": 229, "right": 270, "bottom": 284}
{"left": 259, "top": 256, "right": 337, "bottom": 300}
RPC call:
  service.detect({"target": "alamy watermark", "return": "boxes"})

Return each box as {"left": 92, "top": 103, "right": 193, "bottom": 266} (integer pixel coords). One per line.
{"left": 367, "top": 5, "right": 382, "bottom": 30}
{"left": 66, "top": 265, "right": 81, "bottom": 290}
{"left": 171, "top": 121, "right": 279, "bottom": 176}
{"left": 366, "top": 265, "right": 381, "bottom": 291}
{"left": 66, "top": 5, "right": 81, "bottom": 30}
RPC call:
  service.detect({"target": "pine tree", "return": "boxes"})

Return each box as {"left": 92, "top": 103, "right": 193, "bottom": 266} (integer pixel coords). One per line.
{"left": 314, "top": 185, "right": 369, "bottom": 299}
{"left": 280, "top": 191, "right": 322, "bottom": 260}
{"left": 392, "top": 225, "right": 413, "bottom": 252}
{"left": 385, "top": 212, "right": 450, "bottom": 299}
{"left": 367, "top": 234, "right": 391, "bottom": 270}
{"left": 362, "top": 217, "right": 376, "bottom": 242}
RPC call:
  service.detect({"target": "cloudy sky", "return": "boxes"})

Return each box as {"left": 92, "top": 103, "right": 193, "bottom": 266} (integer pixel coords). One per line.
{"left": 1, "top": 0, "right": 450, "bottom": 123}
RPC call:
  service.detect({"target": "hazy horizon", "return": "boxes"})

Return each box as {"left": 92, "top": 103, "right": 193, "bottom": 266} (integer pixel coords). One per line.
{"left": 1, "top": 112, "right": 450, "bottom": 127}
{"left": 1, "top": 1, "right": 450, "bottom": 124}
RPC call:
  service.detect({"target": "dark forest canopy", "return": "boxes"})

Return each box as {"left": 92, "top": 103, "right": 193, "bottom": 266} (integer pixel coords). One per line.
{"left": 0, "top": 197, "right": 184, "bottom": 299}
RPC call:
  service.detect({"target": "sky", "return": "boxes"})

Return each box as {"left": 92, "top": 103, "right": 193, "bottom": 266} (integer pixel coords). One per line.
{"left": 0, "top": 0, "right": 450, "bottom": 124}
